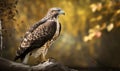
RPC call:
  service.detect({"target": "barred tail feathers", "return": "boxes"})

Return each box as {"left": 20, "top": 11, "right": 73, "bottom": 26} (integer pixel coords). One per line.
{"left": 14, "top": 46, "right": 27, "bottom": 62}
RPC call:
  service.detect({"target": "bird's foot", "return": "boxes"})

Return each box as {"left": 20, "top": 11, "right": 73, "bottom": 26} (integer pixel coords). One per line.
{"left": 48, "top": 57, "right": 56, "bottom": 62}
{"left": 41, "top": 58, "right": 48, "bottom": 63}
{"left": 41, "top": 57, "right": 55, "bottom": 62}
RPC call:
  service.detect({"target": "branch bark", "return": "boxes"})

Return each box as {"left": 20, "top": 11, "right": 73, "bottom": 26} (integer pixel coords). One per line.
{"left": 0, "top": 57, "right": 78, "bottom": 71}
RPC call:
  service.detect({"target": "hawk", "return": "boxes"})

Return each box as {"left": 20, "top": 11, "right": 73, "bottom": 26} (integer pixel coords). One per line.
{"left": 14, "top": 7, "right": 65, "bottom": 64}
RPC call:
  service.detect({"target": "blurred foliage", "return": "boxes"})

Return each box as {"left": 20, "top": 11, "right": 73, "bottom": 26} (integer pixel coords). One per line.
{"left": 84, "top": 0, "right": 120, "bottom": 42}
{"left": 1, "top": 0, "right": 120, "bottom": 67}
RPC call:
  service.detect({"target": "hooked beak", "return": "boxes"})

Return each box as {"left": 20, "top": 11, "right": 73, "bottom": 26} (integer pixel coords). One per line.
{"left": 59, "top": 10, "right": 65, "bottom": 15}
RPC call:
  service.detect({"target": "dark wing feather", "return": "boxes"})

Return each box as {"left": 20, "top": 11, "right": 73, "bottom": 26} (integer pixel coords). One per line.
{"left": 24, "top": 19, "right": 47, "bottom": 38}
{"left": 28, "top": 19, "right": 47, "bottom": 32}
{"left": 14, "top": 20, "right": 57, "bottom": 61}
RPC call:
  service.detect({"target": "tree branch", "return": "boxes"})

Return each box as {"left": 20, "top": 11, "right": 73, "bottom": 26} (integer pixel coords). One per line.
{"left": 0, "top": 57, "right": 78, "bottom": 71}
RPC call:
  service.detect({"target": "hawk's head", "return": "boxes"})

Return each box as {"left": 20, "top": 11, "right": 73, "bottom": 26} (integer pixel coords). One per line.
{"left": 47, "top": 7, "right": 65, "bottom": 18}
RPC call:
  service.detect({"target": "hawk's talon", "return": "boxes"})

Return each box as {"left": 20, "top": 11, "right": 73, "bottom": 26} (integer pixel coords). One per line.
{"left": 48, "top": 57, "right": 56, "bottom": 62}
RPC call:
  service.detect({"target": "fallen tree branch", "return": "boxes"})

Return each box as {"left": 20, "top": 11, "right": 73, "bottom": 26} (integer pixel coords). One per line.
{"left": 0, "top": 57, "right": 78, "bottom": 71}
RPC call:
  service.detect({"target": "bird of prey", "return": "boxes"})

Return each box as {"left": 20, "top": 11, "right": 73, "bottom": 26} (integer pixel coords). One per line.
{"left": 14, "top": 7, "right": 65, "bottom": 64}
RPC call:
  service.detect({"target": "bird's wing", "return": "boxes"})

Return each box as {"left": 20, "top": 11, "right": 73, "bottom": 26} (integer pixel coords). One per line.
{"left": 15, "top": 20, "right": 57, "bottom": 61}
{"left": 24, "top": 18, "right": 47, "bottom": 38}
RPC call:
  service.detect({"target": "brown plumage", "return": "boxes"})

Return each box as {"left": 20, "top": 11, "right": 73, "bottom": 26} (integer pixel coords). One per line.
{"left": 14, "top": 7, "right": 65, "bottom": 64}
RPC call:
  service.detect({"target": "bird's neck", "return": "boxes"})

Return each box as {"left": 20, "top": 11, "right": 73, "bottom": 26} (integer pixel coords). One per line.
{"left": 45, "top": 13, "right": 58, "bottom": 19}
{"left": 40, "top": 14, "right": 58, "bottom": 23}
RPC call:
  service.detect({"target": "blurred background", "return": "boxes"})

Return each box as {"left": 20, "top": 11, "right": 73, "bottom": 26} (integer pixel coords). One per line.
{"left": 0, "top": 0, "right": 120, "bottom": 68}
